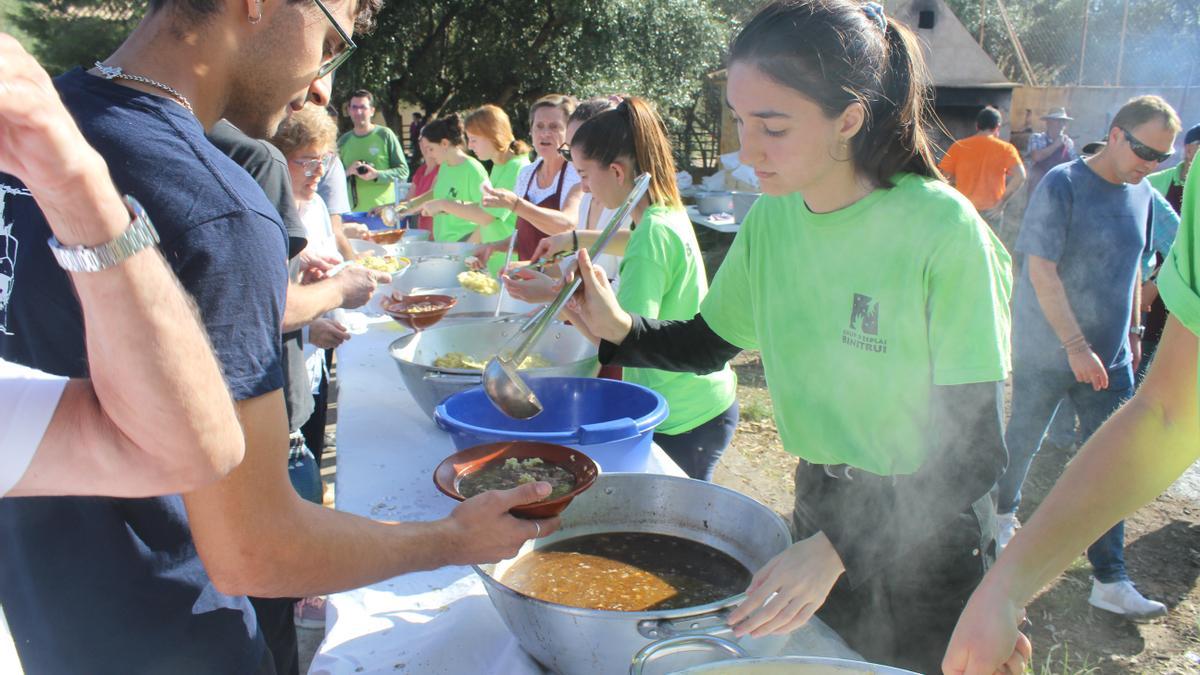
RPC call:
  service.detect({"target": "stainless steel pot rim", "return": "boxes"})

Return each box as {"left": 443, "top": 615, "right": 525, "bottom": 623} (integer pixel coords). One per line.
{"left": 474, "top": 472, "right": 779, "bottom": 620}
{"left": 387, "top": 329, "right": 595, "bottom": 375}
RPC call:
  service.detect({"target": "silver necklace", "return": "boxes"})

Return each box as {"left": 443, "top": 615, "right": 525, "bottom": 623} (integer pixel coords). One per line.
{"left": 93, "top": 61, "right": 194, "bottom": 115}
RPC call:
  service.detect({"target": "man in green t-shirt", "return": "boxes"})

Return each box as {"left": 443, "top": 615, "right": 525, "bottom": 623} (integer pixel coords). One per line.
{"left": 337, "top": 89, "right": 409, "bottom": 212}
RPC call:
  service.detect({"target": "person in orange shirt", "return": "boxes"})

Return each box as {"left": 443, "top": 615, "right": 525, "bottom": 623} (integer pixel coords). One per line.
{"left": 939, "top": 106, "right": 1026, "bottom": 230}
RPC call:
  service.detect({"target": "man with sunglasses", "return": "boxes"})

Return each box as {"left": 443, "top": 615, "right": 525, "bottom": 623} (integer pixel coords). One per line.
{"left": 997, "top": 95, "right": 1181, "bottom": 620}
{"left": 0, "top": 2, "right": 557, "bottom": 673}
{"left": 338, "top": 89, "right": 410, "bottom": 212}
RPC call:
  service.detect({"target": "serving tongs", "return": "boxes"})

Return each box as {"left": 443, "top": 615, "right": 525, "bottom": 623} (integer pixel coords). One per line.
{"left": 483, "top": 173, "right": 650, "bottom": 419}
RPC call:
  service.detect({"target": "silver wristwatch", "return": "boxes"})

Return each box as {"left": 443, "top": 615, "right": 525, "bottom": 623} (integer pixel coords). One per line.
{"left": 48, "top": 195, "right": 160, "bottom": 272}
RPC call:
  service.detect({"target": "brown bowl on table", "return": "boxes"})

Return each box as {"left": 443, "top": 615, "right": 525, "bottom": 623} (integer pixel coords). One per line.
{"left": 382, "top": 293, "right": 457, "bottom": 330}
{"left": 433, "top": 441, "right": 599, "bottom": 519}
{"left": 368, "top": 229, "right": 407, "bottom": 245}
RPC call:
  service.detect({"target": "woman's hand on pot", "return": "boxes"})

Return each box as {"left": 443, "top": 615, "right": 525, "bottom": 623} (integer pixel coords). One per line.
{"left": 502, "top": 266, "right": 561, "bottom": 304}
{"left": 941, "top": 583, "right": 1032, "bottom": 675}
{"left": 442, "top": 481, "right": 561, "bottom": 565}
{"left": 728, "top": 531, "right": 845, "bottom": 638}
{"left": 563, "top": 248, "right": 632, "bottom": 345}
{"left": 481, "top": 184, "right": 519, "bottom": 210}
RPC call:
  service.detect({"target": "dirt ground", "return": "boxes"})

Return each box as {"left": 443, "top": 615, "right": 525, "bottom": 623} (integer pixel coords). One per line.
{"left": 713, "top": 351, "right": 1200, "bottom": 674}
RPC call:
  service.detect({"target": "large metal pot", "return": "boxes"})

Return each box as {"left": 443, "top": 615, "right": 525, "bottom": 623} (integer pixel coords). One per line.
{"left": 393, "top": 240, "right": 478, "bottom": 260}
{"left": 475, "top": 473, "right": 793, "bottom": 675}
{"left": 392, "top": 255, "right": 467, "bottom": 294}
{"left": 631, "top": 636, "right": 918, "bottom": 674}
{"left": 421, "top": 286, "right": 539, "bottom": 321}
{"left": 388, "top": 318, "right": 598, "bottom": 419}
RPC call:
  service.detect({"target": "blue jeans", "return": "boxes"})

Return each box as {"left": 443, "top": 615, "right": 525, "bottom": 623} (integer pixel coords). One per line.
{"left": 654, "top": 401, "right": 739, "bottom": 481}
{"left": 999, "top": 365, "right": 1132, "bottom": 583}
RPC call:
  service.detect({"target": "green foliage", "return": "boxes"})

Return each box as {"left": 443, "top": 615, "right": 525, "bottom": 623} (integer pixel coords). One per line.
{"left": 335, "top": 0, "right": 734, "bottom": 144}
{"left": 7, "top": 0, "right": 139, "bottom": 75}
{"left": 943, "top": 0, "right": 1200, "bottom": 86}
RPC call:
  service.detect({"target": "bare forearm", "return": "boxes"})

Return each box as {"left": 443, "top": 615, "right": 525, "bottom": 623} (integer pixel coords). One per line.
{"left": 1027, "top": 256, "right": 1084, "bottom": 343}
{"left": 1001, "top": 167, "right": 1026, "bottom": 203}
{"left": 12, "top": 169, "right": 243, "bottom": 495}
{"left": 985, "top": 319, "right": 1198, "bottom": 605}
{"left": 514, "top": 198, "right": 576, "bottom": 235}
{"left": 440, "top": 200, "right": 495, "bottom": 228}
{"left": 283, "top": 279, "right": 343, "bottom": 332}
{"left": 575, "top": 229, "right": 631, "bottom": 256}
{"left": 332, "top": 215, "right": 356, "bottom": 260}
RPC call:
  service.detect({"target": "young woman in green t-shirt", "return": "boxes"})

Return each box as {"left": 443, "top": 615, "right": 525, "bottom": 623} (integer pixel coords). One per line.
{"left": 396, "top": 114, "right": 489, "bottom": 243}
{"left": 505, "top": 97, "right": 739, "bottom": 481}
{"left": 553, "top": 2, "right": 1012, "bottom": 672}
{"left": 414, "top": 104, "right": 531, "bottom": 244}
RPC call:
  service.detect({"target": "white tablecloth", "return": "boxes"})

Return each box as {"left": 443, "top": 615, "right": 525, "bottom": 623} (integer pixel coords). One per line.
{"left": 309, "top": 314, "right": 858, "bottom": 674}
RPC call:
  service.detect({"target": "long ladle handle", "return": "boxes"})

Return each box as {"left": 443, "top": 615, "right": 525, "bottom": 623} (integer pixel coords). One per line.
{"left": 505, "top": 173, "right": 651, "bottom": 364}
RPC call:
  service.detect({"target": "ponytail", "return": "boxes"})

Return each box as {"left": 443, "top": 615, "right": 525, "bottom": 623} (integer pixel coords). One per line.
{"left": 729, "top": 0, "right": 942, "bottom": 188}
{"left": 421, "top": 113, "right": 464, "bottom": 146}
{"left": 570, "top": 97, "right": 682, "bottom": 209}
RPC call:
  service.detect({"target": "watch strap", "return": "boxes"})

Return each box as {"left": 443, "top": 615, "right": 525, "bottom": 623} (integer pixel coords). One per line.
{"left": 48, "top": 195, "right": 160, "bottom": 272}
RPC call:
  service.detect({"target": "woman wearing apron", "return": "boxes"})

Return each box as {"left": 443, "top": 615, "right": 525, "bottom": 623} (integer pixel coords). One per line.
{"left": 481, "top": 94, "right": 582, "bottom": 260}
{"left": 419, "top": 105, "right": 531, "bottom": 244}
{"left": 555, "top": 2, "right": 1012, "bottom": 671}
{"left": 397, "top": 114, "right": 489, "bottom": 242}
{"left": 506, "top": 98, "right": 739, "bottom": 481}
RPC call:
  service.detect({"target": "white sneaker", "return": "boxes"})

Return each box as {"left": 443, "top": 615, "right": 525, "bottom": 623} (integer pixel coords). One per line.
{"left": 996, "top": 512, "right": 1020, "bottom": 552}
{"left": 1088, "top": 579, "right": 1167, "bottom": 621}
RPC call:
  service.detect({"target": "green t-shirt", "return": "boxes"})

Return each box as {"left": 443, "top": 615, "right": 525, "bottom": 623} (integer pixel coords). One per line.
{"left": 701, "top": 173, "right": 1012, "bottom": 475}
{"left": 1147, "top": 163, "right": 1184, "bottom": 198}
{"left": 1158, "top": 166, "right": 1200, "bottom": 397}
{"left": 480, "top": 154, "right": 531, "bottom": 243}
{"left": 432, "top": 157, "right": 490, "bottom": 242}
{"left": 618, "top": 205, "right": 737, "bottom": 434}
{"left": 337, "top": 126, "right": 410, "bottom": 211}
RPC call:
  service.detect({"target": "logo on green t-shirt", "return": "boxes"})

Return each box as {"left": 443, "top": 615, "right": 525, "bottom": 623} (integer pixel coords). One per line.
{"left": 843, "top": 293, "right": 887, "bottom": 353}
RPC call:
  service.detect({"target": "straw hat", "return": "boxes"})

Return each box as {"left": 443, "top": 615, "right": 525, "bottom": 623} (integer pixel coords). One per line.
{"left": 1041, "top": 107, "right": 1074, "bottom": 121}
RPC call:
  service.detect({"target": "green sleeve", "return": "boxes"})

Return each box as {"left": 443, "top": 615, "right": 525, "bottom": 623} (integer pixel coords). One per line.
{"left": 616, "top": 227, "right": 673, "bottom": 319}
{"left": 700, "top": 218, "right": 759, "bottom": 350}
{"left": 375, "top": 128, "right": 410, "bottom": 183}
{"left": 926, "top": 215, "right": 1013, "bottom": 385}
{"left": 1159, "top": 168, "right": 1200, "bottom": 334}
{"left": 1146, "top": 167, "right": 1175, "bottom": 198}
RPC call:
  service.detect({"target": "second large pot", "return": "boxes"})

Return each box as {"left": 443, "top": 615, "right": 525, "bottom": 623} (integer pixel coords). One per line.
{"left": 476, "top": 473, "right": 793, "bottom": 675}
{"left": 388, "top": 318, "right": 598, "bottom": 420}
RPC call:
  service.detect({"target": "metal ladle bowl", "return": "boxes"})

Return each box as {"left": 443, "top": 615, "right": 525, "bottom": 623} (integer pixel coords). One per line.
{"left": 483, "top": 173, "right": 651, "bottom": 419}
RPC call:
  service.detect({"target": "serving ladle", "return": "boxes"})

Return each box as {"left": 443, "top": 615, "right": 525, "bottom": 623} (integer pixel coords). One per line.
{"left": 483, "top": 173, "right": 650, "bottom": 419}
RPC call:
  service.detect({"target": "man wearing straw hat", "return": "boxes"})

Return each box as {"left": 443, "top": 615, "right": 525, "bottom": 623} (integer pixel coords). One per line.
{"left": 1025, "top": 107, "right": 1077, "bottom": 194}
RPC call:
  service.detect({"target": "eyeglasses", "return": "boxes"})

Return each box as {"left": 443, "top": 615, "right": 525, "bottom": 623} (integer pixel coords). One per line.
{"left": 557, "top": 143, "right": 572, "bottom": 163}
{"left": 1120, "top": 127, "right": 1173, "bottom": 163}
{"left": 313, "top": 0, "right": 356, "bottom": 78}
{"left": 291, "top": 153, "right": 335, "bottom": 177}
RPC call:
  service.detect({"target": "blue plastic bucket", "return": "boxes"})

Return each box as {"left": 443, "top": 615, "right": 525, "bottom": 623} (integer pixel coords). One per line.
{"left": 433, "top": 377, "right": 669, "bottom": 473}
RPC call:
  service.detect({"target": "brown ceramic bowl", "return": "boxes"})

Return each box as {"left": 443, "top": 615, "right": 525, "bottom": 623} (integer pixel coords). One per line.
{"left": 369, "top": 229, "right": 407, "bottom": 245}
{"left": 383, "top": 293, "right": 457, "bottom": 331}
{"left": 433, "top": 441, "right": 599, "bottom": 519}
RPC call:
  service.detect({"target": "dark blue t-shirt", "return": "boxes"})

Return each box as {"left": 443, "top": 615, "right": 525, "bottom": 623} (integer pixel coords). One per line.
{"left": 1012, "top": 158, "right": 1153, "bottom": 390}
{"left": 0, "top": 69, "right": 288, "bottom": 673}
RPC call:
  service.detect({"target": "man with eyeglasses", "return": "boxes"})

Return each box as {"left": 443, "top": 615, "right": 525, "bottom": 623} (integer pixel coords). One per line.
{"left": 996, "top": 95, "right": 1181, "bottom": 620}
{"left": 0, "top": 2, "right": 557, "bottom": 674}
{"left": 338, "top": 89, "right": 410, "bottom": 212}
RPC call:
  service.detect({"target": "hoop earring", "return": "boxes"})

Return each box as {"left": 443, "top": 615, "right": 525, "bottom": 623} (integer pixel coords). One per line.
{"left": 248, "top": 0, "right": 262, "bottom": 24}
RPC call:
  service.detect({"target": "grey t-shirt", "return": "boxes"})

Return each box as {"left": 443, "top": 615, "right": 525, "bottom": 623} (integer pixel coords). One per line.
{"left": 208, "top": 119, "right": 315, "bottom": 431}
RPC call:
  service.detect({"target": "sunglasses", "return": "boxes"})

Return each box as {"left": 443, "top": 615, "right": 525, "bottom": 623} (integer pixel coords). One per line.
{"left": 557, "top": 143, "right": 572, "bottom": 163}
{"left": 1120, "top": 128, "right": 1173, "bottom": 163}
{"left": 313, "top": 0, "right": 356, "bottom": 78}
{"left": 291, "top": 153, "right": 335, "bottom": 177}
